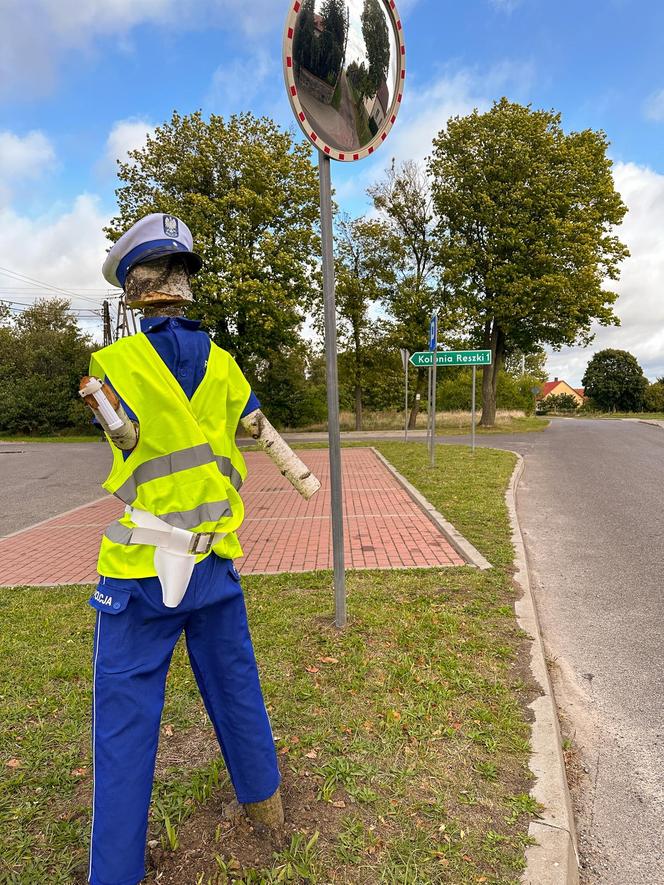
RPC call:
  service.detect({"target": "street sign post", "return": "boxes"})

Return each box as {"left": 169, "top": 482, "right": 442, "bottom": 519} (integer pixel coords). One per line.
{"left": 409, "top": 350, "right": 494, "bottom": 453}
{"left": 429, "top": 315, "right": 438, "bottom": 353}
{"left": 428, "top": 314, "right": 438, "bottom": 467}
{"left": 283, "top": 1, "right": 406, "bottom": 628}
{"left": 400, "top": 349, "right": 410, "bottom": 442}
{"left": 471, "top": 366, "right": 477, "bottom": 454}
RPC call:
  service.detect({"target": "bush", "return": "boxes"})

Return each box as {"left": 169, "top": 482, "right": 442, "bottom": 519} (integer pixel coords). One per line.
{"left": 0, "top": 299, "right": 94, "bottom": 436}
{"left": 644, "top": 381, "right": 664, "bottom": 413}
{"left": 539, "top": 393, "right": 579, "bottom": 414}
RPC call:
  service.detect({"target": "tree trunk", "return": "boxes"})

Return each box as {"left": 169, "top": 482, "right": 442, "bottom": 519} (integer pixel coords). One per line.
{"left": 480, "top": 364, "right": 497, "bottom": 427}
{"left": 480, "top": 321, "right": 505, "bottom": 428}
{"left": 408, "top": 369, "right": 425, "bottom": 430}
{"left": 353, "top": 320, "right": 363, "bottom": 431}
{"left": 355, "top": 384, "right": 363, "bottom": 431}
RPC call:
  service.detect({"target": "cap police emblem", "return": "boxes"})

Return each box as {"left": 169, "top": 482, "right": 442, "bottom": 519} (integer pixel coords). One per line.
{"left": 163, "top": 215, "right": 179, "bottom": 238}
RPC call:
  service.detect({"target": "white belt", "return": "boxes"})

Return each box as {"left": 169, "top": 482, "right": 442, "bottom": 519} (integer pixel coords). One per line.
{"left": 126, "top": 506, "right": 227, "bottom": 555}
{"left": 127, "top": 507, "right": 227, "bottom": 608}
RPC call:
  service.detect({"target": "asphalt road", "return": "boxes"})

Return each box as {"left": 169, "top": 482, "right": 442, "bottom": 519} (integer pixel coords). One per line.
{"left": 2, "top": 420, "right": 662, "bottom": 881}
{"left": 476, "top": 418, "right": 664, "bottom": 884}
{"left": 0, "top": 440, "right": 112, "bottom": 537}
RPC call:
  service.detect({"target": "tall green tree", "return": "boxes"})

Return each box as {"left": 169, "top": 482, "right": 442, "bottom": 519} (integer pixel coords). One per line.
{"left": 293, "top": 0, "right": 317, "bottom": 74}
{"left": 252, "top": 340, "right": 327, "bottom": 430}
{"left": 582, "top": 349, "right": 648, "bottom": 412}
{"left": 0, "top": 299, "right": 94, "bottom": 435}
{"left": 362, "top": 0, "right": 390, "bottom": 98}
{"left": 334, "top": 216, "right": 395, "bottom": 430}
{"left": 368, "top": 160, "right": 449, "bottom": 429}
{"left": 429, "top": 98, "right": 629, "bottom": 426}
{"left": 107, "top": 111, "right": 321, "bottom": 386}
{"left": 319, "top": 0, "right": 348, "bottom": 84}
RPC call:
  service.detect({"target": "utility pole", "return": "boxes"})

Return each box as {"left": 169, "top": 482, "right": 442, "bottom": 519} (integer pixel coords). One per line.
{"left": 102, "top": 300, "right": 114, "bottom": 347}
{"left": 115, "top": 296, "right": 137, "bottom": 339}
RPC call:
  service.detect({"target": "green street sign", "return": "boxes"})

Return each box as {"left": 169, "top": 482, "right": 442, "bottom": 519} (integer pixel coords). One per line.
{"left": 409, "top": 350, "right": 493, "bottom": 368}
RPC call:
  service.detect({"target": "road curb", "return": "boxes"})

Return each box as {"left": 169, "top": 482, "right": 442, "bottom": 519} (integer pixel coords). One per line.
{"left": 507, "top": 454, "right": 580, "bottom": 884}
{"left": 370, "top": 447, "right": 492, "bottom": 570}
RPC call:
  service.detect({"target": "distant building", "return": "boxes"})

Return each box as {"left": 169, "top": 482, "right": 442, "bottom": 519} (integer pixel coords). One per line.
{"left": 363, "top": 80, "right": 390, "bottom": 131}
{"left": 537, "top": 378, "right": 586, "bottom": 406}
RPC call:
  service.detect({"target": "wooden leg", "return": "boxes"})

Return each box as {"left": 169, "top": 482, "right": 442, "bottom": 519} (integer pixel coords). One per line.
{"left": 243, "top": 787, "right": 285, "bottom": 829}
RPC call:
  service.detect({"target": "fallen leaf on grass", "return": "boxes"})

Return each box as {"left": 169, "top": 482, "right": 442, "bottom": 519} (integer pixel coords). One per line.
{"left": 6, "top": 758, "right": 21, "bottom": 769}
{"left": 305, "top": 666, "right": 320, "bottom": 674}
{"left": 162, "top": 724, "right": 174, "bottom": 737}
{"left": 71, "top": 768, "right": 88, "bottom": 777}
{"left": 305, "top": 750, "right": 318, "bottom": 759}
{"left": 332, "top": 800, "right": 346, "bottom": 808}
{"left": 318, "top": 656, "right": 339, "bottom": 664}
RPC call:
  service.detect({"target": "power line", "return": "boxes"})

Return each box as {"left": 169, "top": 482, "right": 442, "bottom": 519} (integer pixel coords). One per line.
{"left": 0, "top": 265, "right": 120, "bottom": 306}
{"left": 0, "top": 287, "right": 121, "bottom": 295}
{"left": 3, "top": 306, "right": 102, "bottom": 318}
{"left": 1, "top": 300, "right": 102, "bottom": 318}
{"left": 2, "top": 297, "right": 99, "bottom": 308}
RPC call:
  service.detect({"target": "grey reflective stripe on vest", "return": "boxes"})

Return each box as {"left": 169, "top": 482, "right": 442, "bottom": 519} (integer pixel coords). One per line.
{"left": 104, "top": 522, "right": 134, "bottom": 545}
{"left": 158, "top": 500, "right": 232, "bottom": 531}
{"left": 215, "top": 455, "right": 244, "bottom": 491}
{"left": 114, "top": 444, "right": 242, "bottom": 504}
{"left": 103, "top": 500, "right": 232, "bottom": 546}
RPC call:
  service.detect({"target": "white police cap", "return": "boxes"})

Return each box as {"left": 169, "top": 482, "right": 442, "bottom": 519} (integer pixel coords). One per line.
{"left": 102, "top": 213, "right": 203, "bottom": 289}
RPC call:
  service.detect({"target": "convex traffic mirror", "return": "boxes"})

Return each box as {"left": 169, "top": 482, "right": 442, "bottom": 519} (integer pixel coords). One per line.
{"left": 283, "top": 0, "right": 406, "bottom": 161}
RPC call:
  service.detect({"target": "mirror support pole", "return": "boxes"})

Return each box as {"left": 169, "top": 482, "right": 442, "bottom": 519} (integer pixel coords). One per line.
{"left": 318, "top": 151, "right": 347, "bottom": 629}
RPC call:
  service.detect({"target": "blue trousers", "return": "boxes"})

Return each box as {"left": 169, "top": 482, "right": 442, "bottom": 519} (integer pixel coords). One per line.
{"left": 88, "top": 553, "right": 280, "bottom": 885}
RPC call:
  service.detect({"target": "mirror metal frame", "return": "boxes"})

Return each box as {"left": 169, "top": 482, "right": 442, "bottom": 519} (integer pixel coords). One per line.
{"left": 283, "top": 0, "right": 406, "bottom": 162}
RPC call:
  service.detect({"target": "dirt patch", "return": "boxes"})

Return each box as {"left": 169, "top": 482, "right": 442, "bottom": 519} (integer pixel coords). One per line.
{"left": 148, "top": 766, "right": 348, "bottom": 883}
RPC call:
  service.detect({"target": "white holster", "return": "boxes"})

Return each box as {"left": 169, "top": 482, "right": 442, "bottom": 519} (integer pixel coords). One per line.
{"left": 127, "top": 507, "right": 226, "bottom": 608}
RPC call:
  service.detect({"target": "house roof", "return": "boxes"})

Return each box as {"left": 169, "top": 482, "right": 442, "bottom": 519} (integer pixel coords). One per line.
{"left": 539, "top": 380, "right": 585, "bottom": 399}
{"left": 540, "top": 381, "right": 561, "bottom": 398}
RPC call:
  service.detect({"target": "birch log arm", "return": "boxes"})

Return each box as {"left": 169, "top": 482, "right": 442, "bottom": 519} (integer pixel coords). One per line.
{"left": 79, "top": 375, "right": 139, "bottom": 451}
{"left": 240, "top": 409, "right": 321, "bottom": 500}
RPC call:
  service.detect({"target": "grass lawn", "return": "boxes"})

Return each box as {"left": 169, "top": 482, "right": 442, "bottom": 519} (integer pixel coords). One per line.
{"left": 0, "top": 444, "right": 540, "bottom": 884}
{"left": 581, "top": 411, "right": 664, "bottom": 421}
{"left": 280, "top": 412, "right": 549, "bottom": 436}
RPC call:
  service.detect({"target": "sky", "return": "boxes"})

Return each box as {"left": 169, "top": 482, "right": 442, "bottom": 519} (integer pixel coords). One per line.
{"left": 0, "top": 0, "right": 663, "bottom": 386}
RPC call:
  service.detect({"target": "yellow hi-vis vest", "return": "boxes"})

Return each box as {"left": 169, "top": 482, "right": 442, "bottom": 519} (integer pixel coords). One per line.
{"left": 90, "top": 333, "right": 250, "bottom": 578}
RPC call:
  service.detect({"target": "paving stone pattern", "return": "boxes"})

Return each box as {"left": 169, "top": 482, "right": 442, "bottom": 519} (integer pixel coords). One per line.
{"left": 0, "top": 449, "right": 464, "bottom": 587}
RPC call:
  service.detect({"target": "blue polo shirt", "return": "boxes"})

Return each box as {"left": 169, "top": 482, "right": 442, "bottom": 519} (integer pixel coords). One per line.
{"left": 99, "top": 316, "right": 260, "bottom": 449}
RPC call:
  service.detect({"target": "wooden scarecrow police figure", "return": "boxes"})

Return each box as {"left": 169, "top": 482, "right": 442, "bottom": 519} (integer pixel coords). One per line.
{"left": 80, "top": 213, "right": 319, "bottom": 885}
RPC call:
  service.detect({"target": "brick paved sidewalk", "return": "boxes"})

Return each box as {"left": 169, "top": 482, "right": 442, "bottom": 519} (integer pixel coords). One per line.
{"left": 0, "top": 448, "right": 465, "bottom": 587}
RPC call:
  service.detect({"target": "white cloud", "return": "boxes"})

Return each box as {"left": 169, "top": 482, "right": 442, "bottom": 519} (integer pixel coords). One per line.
{"left": 0, "top": 194, "right": 114, "bottom": 340}
{"left": 100, "top": 118, "right": 155, "bottom": 176}
{"left": 0, "top": 131, "right": 56, "bottom": 206}
{"left": 644, "top": 88, "right": 664, "bottom": 123}
{"left": 547, "top": 162, "right": 664, "bottom": 386}
{"left": 387, "top": 60, "right": 534, "bottom": 165}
